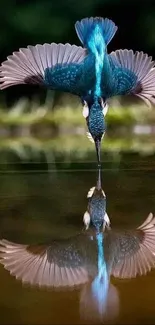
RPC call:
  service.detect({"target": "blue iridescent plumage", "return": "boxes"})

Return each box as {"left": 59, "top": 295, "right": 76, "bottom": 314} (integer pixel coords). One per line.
{"left": 44, "top": 54, "right": 96, "bottom": 96}
{"left": 43, "top": 19, "right": 138, "bottom": 120}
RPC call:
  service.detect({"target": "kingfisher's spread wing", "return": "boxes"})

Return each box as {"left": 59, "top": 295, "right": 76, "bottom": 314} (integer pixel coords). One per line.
{"left": 108, "top": 50, "right": 155, "bottom": 107}
{"left": 111, "top": 213, "right": 155, "bottom": 278}
{"left": 0, "top": 43, "right": 88, "bottom": 95}
{"left": 0, "top": 235, "right": 92, "bottom": 288}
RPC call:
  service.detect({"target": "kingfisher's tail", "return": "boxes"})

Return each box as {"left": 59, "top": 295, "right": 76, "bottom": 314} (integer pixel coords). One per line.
{"left": 80, "top": 282, "right": 119, "bottom": 322}
{"left": 75, "top": 17, "right": 118, "bottom": 47}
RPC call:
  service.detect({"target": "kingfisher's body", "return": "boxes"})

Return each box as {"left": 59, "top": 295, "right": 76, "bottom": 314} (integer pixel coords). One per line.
{"left": 1, "top": 17, "right": 155, "bottom": 164}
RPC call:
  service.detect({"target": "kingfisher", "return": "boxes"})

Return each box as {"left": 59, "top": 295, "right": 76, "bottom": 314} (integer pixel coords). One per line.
{"left": 1, "top": 17, "right": 155, "bottom": 165}
{"left": 0, "top": 213, "right": 154, "bottom": 321}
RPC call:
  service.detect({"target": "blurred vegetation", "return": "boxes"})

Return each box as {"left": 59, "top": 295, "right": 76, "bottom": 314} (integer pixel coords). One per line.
{"left": 0, "top": 94, "right": 155, "bottom": 163}
{"left": 0, "top": 95, "right": 154, "bottom": 127}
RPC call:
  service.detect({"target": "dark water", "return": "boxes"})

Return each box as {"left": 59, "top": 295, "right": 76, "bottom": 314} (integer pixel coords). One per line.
{"left": 0, "top": 156, "right": 155, "bottom": 324}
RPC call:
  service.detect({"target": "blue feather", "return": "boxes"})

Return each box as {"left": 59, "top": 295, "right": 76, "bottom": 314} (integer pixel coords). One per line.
{"left": 113, "top": 67, "right": 138, "bottom": 95}
{"left": 44, "top": 63, "right": 81, "bottom": 93}
{"left": 75, "top": 17, "right": 118, "bottom": 47}
{"left": 88, "top": 24, "right": 105, "bottom": 97}
{"left": 91, "top": 232, "right": 109, "bottom": 317}
{"left": 44, "top": 55, "right": 96, "bottom": 96}
{"left": 101, "top": 63, "right": 138, "bottom": 98}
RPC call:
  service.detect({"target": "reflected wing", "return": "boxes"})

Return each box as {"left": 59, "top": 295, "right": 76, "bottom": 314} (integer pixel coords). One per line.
{"left": 0, "top": 235, "right": 91, "bottom": 288}
{"left": 108, "top": 50, "right": 155, "bottom": 107}
{"left": 0, "top": 43, "right": 87, "bottom": 94}
{"left": 111, "top": 213, "right": 155, "bottom": 278}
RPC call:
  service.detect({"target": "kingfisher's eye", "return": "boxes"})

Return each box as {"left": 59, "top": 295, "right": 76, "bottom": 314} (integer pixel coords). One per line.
{"left": 98, "top": 97, "right": 104, "bottom": 105}
{"left": 100, "top": 98, "right": 106, "bottom": 107}
{"left": 81, "top": 98, "right": 86, "bottom": 106}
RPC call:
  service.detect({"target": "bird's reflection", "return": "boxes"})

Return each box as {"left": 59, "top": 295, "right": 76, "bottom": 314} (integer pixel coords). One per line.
{"left": 0, "top": 168, "right": 155, "bottom": 322}
{"left": 0, "top": 213, "right": 155, "bottom": 320}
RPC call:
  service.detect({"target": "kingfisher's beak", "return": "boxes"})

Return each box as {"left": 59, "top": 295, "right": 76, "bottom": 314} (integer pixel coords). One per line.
{"left": 96, "top": 164, "right": 101, "bottom": 190}
{"left": 95, "top": 139, "right": 101, "bottom": 167}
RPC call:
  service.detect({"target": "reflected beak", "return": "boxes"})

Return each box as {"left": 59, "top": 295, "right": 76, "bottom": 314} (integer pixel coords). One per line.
{"left": 95, "top": 139, "right": 101, "bottom": 167}
{"left": 96, "top": 164, "right": 101, "bottom": 190}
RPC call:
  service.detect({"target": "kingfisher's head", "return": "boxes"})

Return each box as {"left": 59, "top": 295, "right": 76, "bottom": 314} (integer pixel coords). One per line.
{"left": 83, "top": 185, "right": 110, "bottom": 232}
{"left": 83, "top": 165, "right": 110, "bottom": 232}
{"left": 82, "top": 97, "right": 108, "bottom": 165}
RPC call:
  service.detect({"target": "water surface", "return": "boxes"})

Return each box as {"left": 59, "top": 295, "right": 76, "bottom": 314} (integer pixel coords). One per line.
{"left": 0, "top": 157, "right": 155, "bottom": 324}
